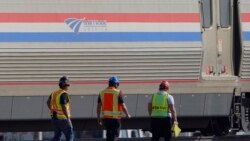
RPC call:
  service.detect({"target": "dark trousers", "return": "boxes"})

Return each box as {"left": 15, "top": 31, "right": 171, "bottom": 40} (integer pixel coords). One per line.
{"left": 103, "top": 118, "right": 121, "bottom": 141}
{"left": 50, "top": 118, "right": 74, "bottom": 141}
{"left": 151, "top": 117, "right": 172, "bottom": 141}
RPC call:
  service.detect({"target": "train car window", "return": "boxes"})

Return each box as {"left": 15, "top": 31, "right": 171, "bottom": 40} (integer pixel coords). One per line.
{"left": 220, "top": 0, "right": 231, "bottom": 28}
{"left": 201, "top": 0, "right": 212, "bottom": 28}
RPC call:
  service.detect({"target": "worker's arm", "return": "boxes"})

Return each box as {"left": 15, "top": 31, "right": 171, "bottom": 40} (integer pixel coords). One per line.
{"left": 97, "top": 95, "right": 102, "bottom": 125}
{"left": 148, "top": 95, "right": 153, "bottom": 116}
{"left": 169, "top": 104, "right": 178, "bottom": 123}
{"left": 119, "top": 91, "right": 131, "bottom": 118}
{"left": 60, "top": 93, "right": 70, "bottom": 119}
{"left": 148, "top": 102, "right": 152, "bottom": 116}
{"left": 121, "top": 103, "right": 131, "bottom": 118}
{"left": 62, "top": 104, "right": 70, "bottom": 119}
{"left": 62, "top": 104, "right": 72, "bottom": 127}
{"left": 97, "top": 102, "right": 102, "bottom": 125}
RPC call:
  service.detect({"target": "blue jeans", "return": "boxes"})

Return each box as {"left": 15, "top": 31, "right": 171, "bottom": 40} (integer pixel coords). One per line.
{"left": 51, "top": 118, "right": 74, "bottom": 141}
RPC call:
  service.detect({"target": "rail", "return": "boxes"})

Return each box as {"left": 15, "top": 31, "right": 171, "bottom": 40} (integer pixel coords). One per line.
{"left": 39, "top": 135, "right": 250, "bottom": 141}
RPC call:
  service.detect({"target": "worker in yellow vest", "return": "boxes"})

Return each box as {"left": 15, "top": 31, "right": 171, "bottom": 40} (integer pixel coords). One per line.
{"left": 97, "top": 76, "right": 131, "bottom": 141}
{"left": 47, "top": 76, "right": 73, "bottom": 141}
{"left": 148, "top": 81, "right": 178, "bottom": 141}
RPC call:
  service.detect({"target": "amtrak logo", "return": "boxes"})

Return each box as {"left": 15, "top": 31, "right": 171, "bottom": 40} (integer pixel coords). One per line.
{"left": 65, "top": 18, "right": 107, "bottom": 33}
{"left": 64, "top": 18, "right": 83, "bottom": 33}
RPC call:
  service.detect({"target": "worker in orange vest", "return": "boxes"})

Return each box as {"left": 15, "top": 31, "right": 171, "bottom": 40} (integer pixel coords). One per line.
{"left": 47, "top": 76, "right": 73, "bottom": 141}
{"left": 97, "top": 76, "right": 131, "bottom": 141}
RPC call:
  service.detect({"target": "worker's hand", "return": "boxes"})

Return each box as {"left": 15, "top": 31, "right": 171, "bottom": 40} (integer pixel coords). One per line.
{"left": 174, "top": 121, "right": 178, "bottom": 125}
{"left": 67, "top": 119, "right": 73, "bottom": 127}
{"left": 126, "top": 114, "right": 131, "bottom": 119}
{"left": 97, "top": 118, "right": 102, "bottom": 126}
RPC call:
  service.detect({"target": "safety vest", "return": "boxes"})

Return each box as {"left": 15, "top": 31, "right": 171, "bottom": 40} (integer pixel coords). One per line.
{"left": 50, "top": 89, "right": 71, "bottom": 119}
{"left": 151, "top": 92, "right": 169, "bottom": 117}
{"left": 100, "top": 87, "right": 122, "bottom": 119}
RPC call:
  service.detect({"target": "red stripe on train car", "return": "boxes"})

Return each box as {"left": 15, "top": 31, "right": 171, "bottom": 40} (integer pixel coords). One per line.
{"left": 0, "top": 80, "right": 199, "bottom": 85}
{"left": 0, "top": 13, "right": 200, "bottom": 23}
{"left": 241, "top": 79, "right": 250, "bottom": 82}
{"left": 241, "top": 13, "right": 250, "bottom": 22}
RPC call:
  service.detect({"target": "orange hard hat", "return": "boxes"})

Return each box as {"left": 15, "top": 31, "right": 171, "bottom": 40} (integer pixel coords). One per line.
{"left": 160, "top": 81, "right": 170, "bottom": 88}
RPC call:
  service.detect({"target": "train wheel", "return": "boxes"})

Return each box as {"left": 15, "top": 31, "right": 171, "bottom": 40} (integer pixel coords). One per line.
{"left": 212, "top": 118, "right": 230, "bottom": 136}
{"left": 200, "top": 120, "right": 213, "bottom": 136}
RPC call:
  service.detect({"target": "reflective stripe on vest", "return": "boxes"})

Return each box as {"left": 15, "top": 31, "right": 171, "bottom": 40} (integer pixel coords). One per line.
{"left": 100, "top": 88, "right": 122, "bottom": 119}
{"left": 151, "top": 92, "right": 169, "bottom": 117}
{"left": 50, "top": 89, "right": 71, "bottom": 119}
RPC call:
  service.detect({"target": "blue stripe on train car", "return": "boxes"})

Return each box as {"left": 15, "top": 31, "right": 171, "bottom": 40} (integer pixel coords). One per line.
{"left": 243, "top": 32, "right": 250, "bottom": 41}
{"left": 0, "top": 32, "right": 201, "bottom": 42}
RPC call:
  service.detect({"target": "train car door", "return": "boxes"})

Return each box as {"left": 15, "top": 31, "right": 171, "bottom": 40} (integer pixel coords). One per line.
{"left": 201, "top": 0, "right": 234, "bottom": 78}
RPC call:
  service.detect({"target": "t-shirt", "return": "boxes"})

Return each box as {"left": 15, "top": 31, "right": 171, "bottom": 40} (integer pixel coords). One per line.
{"left": 97, "top": 90, "right": 124, "bottom": 104}
{"left": 60, "top": 93, "right": 69, "bottom": 105}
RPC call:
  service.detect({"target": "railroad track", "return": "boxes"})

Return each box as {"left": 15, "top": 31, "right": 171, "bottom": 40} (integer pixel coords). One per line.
{"left": 58, "top": 135, "right": 250, "bottom": 141}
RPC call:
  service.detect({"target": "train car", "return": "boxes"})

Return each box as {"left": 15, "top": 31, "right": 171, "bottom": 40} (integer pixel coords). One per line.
{"left": 239, "top": 0, "right": 250, "bottom": 133}
{"left": 0, "top": 0, "right": 249, "bottom": 136}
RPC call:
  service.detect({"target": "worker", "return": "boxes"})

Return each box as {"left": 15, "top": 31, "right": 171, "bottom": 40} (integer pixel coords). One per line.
{"left": 47, "top": 76, "right": 73, "bottom": 141}
{"left": 97, "top": 76, "right": 131, "bottom": 141}
{"left": 148, "top": 81, "right": 178, "bottom": 141}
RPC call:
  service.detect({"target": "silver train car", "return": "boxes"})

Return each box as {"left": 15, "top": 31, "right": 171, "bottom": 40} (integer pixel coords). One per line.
{"left": 0, "top": 0, "right": 249, "bottom": 136}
